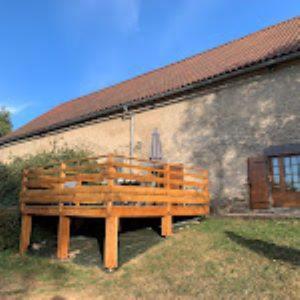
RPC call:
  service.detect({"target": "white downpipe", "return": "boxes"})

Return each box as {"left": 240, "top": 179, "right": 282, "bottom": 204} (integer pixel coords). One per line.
{"left": 130, "top": 112, "right": 135, "bottom": 158}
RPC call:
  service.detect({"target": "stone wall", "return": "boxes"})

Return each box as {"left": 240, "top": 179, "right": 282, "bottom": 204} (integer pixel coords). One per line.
{"left": 1, "top": 60, "right": 299, "bottom": 211}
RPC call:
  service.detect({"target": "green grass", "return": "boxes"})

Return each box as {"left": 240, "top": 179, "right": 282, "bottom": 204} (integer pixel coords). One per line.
{"left": 0, "top": 217, "right": 299, "bottom": 299}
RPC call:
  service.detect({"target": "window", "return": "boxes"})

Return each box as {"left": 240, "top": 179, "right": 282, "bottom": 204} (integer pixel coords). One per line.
{"left": 270, "top": 155, "right": 300, "bottom": 192}
{"left": 284, "top": 155, "right": 300, "bottom": 191}
{"left": 271, "top": 157, "right": 280, "bottom": 187}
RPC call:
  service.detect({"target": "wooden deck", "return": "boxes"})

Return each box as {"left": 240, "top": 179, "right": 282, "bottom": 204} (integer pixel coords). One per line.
{"left": 19, "top": 154, "right": 210, "bottom": 270}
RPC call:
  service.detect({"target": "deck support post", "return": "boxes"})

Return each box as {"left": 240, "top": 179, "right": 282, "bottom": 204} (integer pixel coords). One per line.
{"left": 57, "top": 216, "right": 70, "bottom": 260}
{"left": 19, "top": 214, "right": 32, "bottom": 255}
{"left": 161, "top": 215, "right": 173, "bottom": 237}
{"left": 162, "top": 163, "right": 173, "bottom": 237}
{"left": 104, "top": 216, "right": 119, "bottom": 270}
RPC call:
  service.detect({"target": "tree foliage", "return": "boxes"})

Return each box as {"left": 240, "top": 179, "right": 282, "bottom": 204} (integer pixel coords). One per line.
{"left": 0, "top": 107, "right": 12, "bottom": 137}
{"left": 0, "top": 147, "right": 90, "bottom": 207}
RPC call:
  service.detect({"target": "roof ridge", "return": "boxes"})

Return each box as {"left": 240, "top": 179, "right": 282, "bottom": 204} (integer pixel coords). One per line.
{"left": 60, "top": 16, "right": 299, "bottom": 107}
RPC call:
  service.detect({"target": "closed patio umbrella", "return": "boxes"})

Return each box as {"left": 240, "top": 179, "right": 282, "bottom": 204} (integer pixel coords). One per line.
{"left": 150, "top": 128, "right": 163, "bottom": 161}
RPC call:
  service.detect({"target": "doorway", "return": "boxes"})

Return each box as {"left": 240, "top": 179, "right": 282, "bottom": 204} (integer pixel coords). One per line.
{"left": 248, "top": 144, "right": 300, "bottom": 209}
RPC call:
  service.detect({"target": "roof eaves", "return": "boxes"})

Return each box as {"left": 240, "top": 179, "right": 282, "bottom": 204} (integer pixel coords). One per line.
{"left": 1, "top": 49, "right": 299, "bottom": 147}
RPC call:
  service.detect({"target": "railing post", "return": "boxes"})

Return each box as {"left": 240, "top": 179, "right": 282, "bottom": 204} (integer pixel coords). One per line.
{"left": 20, "top": 169, "right": 29, "bottom": 212}
{"left": 59, "top": 163, "right": 66, "bottom": 189}
{"left": 106, "top": 154, "right": 115, "bottom": 213}
{"left": 162, "top": 163, "right": 173, "bottom": 237}
{"left": 58, "top": 162, "right": 66, "bottom": 211}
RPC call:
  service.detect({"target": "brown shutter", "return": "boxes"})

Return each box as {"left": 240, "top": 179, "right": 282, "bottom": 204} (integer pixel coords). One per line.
{"left": 248, "top": 156, "right": 270, "bottom": 209}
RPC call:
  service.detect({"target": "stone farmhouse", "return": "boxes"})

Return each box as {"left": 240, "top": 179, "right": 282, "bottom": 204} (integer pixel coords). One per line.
{"left": 0, "top": 17, "right": 299, "bottom": 211}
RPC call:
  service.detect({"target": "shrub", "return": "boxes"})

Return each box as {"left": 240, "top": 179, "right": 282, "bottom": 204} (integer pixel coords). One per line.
{"left": 0, "top": 209, "right": 20, "bottom": 250}
{"left": 0, "top": 210, "right": 58, "bottom": 250}
{"left": 0, "top": 147, "right": 91, "bottom": 207}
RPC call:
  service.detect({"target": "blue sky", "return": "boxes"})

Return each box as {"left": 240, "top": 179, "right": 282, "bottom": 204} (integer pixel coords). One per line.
{"left": 0, "top": 0, "right": 299, "bottom": 130}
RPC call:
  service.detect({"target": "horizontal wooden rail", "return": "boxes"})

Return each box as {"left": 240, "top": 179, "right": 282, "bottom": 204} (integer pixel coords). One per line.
{"left": 21, "top": 154, "right": 209, "bottom": 207}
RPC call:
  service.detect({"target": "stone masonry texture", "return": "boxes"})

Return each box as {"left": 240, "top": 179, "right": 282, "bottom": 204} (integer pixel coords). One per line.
{"left": 1, "top": 61, "right": 299, "bottom": 211}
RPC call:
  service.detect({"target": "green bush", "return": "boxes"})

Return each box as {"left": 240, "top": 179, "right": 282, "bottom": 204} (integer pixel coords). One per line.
{"left": 0, "top": 210, "right": 58, "bottom": 250}
{"left": 0, "top": 209, "right": 20, "bottom": 250}
{"left": 0, "top": 147, "right": 90, "bottom": 207}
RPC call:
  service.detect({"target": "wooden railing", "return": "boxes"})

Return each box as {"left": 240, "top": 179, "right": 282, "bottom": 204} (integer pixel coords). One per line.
{"left": 19, "top": 154, "right": 210, "bottom": 270}
{"left": 21, "top": 153, "right": 209, "bottom": 208}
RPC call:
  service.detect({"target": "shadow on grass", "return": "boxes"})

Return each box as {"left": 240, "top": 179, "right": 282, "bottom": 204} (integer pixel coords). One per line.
{"left": 68, "top": 218, "right": 164, "bottom": 267}
{"left": 226, "top": 231, "right": 300, "bottom": 267}
{"left": 28, "top": 216, "right": 197, "bottom": 268}
{"left": 70, "top": 217, "right": 197, "bottom": 267}
{"left": 118, "top": 218, "right": 162, "bottom": 266}
{"left": 29, "top": 218, "right": 164, "bottom": 268}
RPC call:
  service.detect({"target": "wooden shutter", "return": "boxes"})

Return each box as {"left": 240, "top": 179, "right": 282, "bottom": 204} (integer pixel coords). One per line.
{"left": 248, "top": 156, "right": 270, "bottom": 209}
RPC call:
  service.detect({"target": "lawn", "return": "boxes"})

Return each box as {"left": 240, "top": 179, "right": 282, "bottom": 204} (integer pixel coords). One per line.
{"left": 0, "top": 215, "right": 299, "bottom": 299}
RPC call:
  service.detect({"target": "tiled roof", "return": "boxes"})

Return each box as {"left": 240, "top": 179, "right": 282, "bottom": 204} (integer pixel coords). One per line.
{"left": 1, "top": 17, "right": 299, "bottom": 145}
